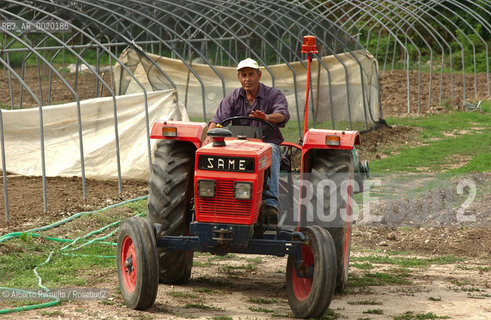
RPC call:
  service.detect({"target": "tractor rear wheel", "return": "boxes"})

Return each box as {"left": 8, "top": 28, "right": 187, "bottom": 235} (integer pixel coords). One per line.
{"left": 286, "top": 225, "right": 337, "bottom": 318}
{"left": 312, "top": 151, "right": 353, "bottom": 293}
{"left": 148, "top": 140, "right": 194, "bottom": 284}
{"left": 117, "top": 216, "right": 159, "bottom": 310}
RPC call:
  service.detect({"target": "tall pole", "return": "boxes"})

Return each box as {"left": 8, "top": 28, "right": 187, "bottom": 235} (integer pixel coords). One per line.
{"left": 301, "top": 36, "right": 318, "bottom": 139}
{"left": 298, "top": 36, "right": 319, "bottom": 229}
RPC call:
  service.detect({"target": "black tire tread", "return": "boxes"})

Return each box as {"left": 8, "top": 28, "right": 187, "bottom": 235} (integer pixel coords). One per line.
{"left": 117, "top": 216, "right": 159, "bottom": 310}
{"left": 148, "top": 140, "right": 194, "bottom": 284}
{"left": 312, "top": 150, "right": 353, "bottom": 293}
{"left": 286, "top": 225, "right": 337, "bottom": 318}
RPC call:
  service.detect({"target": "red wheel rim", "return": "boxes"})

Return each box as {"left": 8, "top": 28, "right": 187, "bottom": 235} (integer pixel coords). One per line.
{"left": 292, "top": 244, "right": 314, "bottom": 301}
{"left": 121, "top": 235, "right": 137, "bottom": 293}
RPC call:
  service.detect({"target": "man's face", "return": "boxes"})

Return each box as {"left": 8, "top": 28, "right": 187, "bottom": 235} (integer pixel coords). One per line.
{"left": 237, "top": 67, "right": 262, "bottom": 93}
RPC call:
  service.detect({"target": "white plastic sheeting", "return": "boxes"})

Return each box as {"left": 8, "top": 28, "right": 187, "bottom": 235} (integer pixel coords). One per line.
{"left": 0, "top": 90, "right": 189, "bottom": 180}
{"left": 114, "top": 49, "right": 380, "bottom": 124}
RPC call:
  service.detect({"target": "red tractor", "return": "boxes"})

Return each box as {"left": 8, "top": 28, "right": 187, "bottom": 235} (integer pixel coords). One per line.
{"left": 117, "top": 37, "right": 370, "bottom": 318}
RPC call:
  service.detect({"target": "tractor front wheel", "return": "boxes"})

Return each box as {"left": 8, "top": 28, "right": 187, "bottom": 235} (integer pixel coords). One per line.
{"left": 286, "top": 225, "right": 337, "bottom": 318}
{"left": 117, "top": 216, "right": 159, "bottom": 310}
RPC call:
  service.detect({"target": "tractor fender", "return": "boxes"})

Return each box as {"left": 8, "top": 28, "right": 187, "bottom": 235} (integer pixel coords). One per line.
{"left": 301, "top": 129, "right": 360, "bottom": 172}
{"left": 302, "top": 129, "right": 360, "bottom": 151}
{"left": 150, "top": 121, "right": 207, "bottom": 149}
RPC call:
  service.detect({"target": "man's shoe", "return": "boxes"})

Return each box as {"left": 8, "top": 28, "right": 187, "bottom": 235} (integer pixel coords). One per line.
{"left": 265, "top": 206, "right": 278, "bottom": 225}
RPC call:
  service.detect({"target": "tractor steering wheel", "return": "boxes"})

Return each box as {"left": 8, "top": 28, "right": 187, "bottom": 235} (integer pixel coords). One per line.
{"left": 221, "top": 116, "right": 275, "bottom": 139}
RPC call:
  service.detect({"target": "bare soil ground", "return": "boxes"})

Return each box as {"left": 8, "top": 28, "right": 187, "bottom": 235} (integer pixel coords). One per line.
{"left": 3, "top": 248, "right": 490, "bottom": 320}
{"left": 0, "top": 66, "right": 112, "bottom": 108}
{"left": 0, "top": 176, "right": 148, "bottom": 231}
{"left": 379, "top": 71, "right": 489, "bottom": 116}
{"left": 0, "top": 68, "right": 489, "bottom": 319}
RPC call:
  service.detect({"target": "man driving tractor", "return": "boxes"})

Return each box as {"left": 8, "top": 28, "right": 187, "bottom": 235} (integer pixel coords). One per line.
{"left": 204, "top": 58, "right": 290, "bottom": 223}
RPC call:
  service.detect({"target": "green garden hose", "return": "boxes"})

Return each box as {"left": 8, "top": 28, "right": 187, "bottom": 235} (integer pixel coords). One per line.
{"left": 0, "top": 195, "right": 148, "bottom": 243}
{"left": 0, "top": 195, "right": 149, "bottom": 314}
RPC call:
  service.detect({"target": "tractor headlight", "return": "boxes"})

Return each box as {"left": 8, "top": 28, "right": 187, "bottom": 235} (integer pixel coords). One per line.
{"left": 198, "top": 180, "right": 215, "bottom": 198}
{"left": 234, "top": 182, "right": 253, "bottom": 200}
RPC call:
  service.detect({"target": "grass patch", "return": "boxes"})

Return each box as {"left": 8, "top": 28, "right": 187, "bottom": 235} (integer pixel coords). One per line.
{"left": 319, "top": 309, "right": 342, "bottom": 319}
{"left": 387, "top": 103, "right": 491, "bottom": 139}
{"left": 193, "top": 261, "right": 214, "bottom": 267}
{"left": 208, "top": 254, "right": 238, "bottom": 261}
{"left": 456, "top": 264, "right": 472, "bottom": 270}
{"left": 477, "top": 266, "right": 490, "bottom": 272}
{"left": 347, "top": 300, "right": 383, "bottom": 305}
{"left": 372, "top": 100, "right": 491, "bottom": 173}
{"left": 363, "top": 308, "right": 384, "bottom": 314}
{"left": 0, "top": 200, "right": 146, "bottom": 290}
{"left": 125, "top": 200, "right": 148, "bottom": 217}
{"left": 371, "top": 131, "right": 491, "bottom": 172}
{"left": 0, "top": 239, "right": 115, "bottom": 288}
{"left": 168, "top": 291, "right": 199, "bottom": 299}
{"left": 449, "top": 285, "right": 483, "bottom": 293}
{"left": 351, "top": 262, "right": 375, "bottom": 270}
{"left": 393, "top": 311, "right": 450, "bottom": 320}
{"left": 192, "top": 287, "right": 214, "bottom": 293}
{"left": 385, "top": 250, "right": 417, "bottom": 256}
{"left": 184, "top": 303, "right": 221, "bottom": 311}
{"left": 467, "top": 293, "right": 491, "bottom": 299}
{"left": 449, "top": 279, "right": 471, "bottom": 286}
{"left": 248, "top": 306, "right": 274, "bottom": 313}
{"left": 40, "top": 310, "right": 64, "bottom": 317}
{"left": 245, "top": 257, "right": 263, "bottom": 264}
{"left": 350, "top": 254, "right": 463, "bottom": 268}
{"left": 219, "top": 263, "right": 257, "bottom": 274}
{"left": 248, "top": 297, "right": 279, "bottom": 304}
{"left": 211, "top": 317, "right": 233, "bottom": 320}
{"left": 346, "top": 286, "right": 375, "bottom": 295}
{"left": 428, "top": 296, "right": 442, "bottom": 301}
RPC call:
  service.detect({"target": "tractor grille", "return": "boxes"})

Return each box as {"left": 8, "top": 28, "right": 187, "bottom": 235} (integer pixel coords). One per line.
{"left": 196, "top": 179, "right": 257, "bottom": 223}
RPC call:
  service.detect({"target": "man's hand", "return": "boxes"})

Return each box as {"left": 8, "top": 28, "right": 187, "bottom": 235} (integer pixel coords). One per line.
{"left": 249, "top": 110, "right": 269, "bottom": 121}
{"left": 250, "top": 111, "right": 286, "bottom": 124}
{"left": 203, "top": 136, "right": 213, "bottom": 145}
{"left": 202, "top": 122, "right": 218, "bottom": 146}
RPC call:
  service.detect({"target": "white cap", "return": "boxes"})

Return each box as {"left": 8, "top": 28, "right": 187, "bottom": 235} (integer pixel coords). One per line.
{"left": 237, "top": 58, "right": 259, "bottom": 71}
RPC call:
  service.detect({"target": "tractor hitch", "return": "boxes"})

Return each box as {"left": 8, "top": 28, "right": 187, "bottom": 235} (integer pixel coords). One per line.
{"left": 212, "top": 226, "right": 235, "bottom": 245}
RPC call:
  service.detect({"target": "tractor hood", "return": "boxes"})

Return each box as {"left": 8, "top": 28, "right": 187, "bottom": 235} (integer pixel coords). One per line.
{"left": 194, "top": 138, "right": 272, "bottom": 225}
